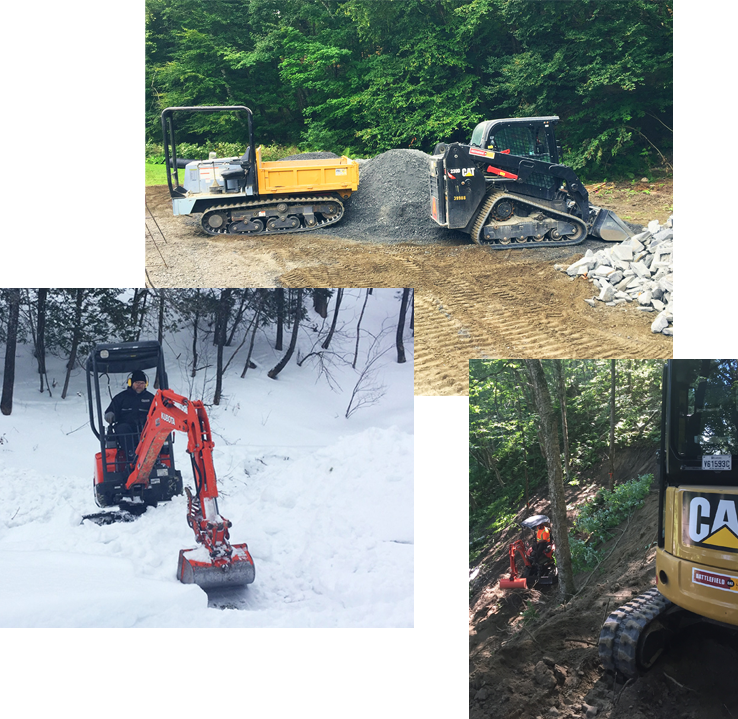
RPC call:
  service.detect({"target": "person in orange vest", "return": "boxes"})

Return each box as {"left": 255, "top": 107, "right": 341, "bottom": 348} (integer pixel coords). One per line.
{"left": 532, "top": 523, "right": 552, "bottom": 566}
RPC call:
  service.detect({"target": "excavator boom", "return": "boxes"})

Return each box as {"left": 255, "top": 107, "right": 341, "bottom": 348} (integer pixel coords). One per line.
{"left": 128, "top": 388, "right": 255, "bottom": 590}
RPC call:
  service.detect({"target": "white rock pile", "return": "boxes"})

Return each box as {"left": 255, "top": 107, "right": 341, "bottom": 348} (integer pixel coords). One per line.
{"left": 555, "top": 217, "right": 674, "bottom": 336}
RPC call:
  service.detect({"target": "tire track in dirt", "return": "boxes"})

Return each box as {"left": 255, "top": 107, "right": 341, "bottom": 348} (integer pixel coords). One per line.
{"left": 146, "top": 186, "right": 672, "bottom": 397}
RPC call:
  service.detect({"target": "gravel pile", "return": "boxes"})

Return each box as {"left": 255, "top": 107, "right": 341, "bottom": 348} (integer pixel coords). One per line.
{"left": 555, "top": 217, "right": 674, "bottom": 336}
{"left": 277, "top": 151, "right": 340, "bottom": 161}
{"left": 321, "top": 149, "right": 467, "bottom": 244}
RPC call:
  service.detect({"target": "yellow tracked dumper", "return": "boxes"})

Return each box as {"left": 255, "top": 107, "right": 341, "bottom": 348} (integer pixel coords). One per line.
{"left": 161, "top": 105, "right": 359, "bottom": 236}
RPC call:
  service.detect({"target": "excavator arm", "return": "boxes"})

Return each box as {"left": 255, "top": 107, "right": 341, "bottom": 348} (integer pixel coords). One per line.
{"left": 128, "top": 388, "right": 255, "bottom": 589}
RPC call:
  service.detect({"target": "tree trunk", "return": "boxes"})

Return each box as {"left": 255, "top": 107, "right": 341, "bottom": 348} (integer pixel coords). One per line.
{"left": 226, "top": 290, "right": 249, "bottom": 346}
{"left": 241, "top": 292, "right": 266, "bottom": 378}
{"left": 609, "top": 359, "right": 616, "bottom": 491}
{"left": 515, "top": 397, "right": 530, "bottom": 509}
{"left": 312, "top": 289, "right": 331, "bottom": 319}
{"left": 554, "top": 360, "right": 571, "bottom": 484}
{"left": 1, "top": 289, "right": 21, "bottom": 415}
{"left": 275, "top": 289, "right": 284, "bottom": 351}
{"left": 62, "top": 290, "right": 84, "bottom": 400}
{"left": 523, "top": 359, "right": 575, "bottom": 600}
{"left": 136, "top": 290, "right": 148, "bottom": 341}
{"left": 352, "top": 289, "right": 370, "bottom": 369}
{"left": 396, "top": 288, "right": 410, "bottom": 363}
{"left": 213, "top": 289, "right": 232, "bottom": 404}
{"left": 157, "top": 290, "right": 165, "bottom": 346}
{"left": 268, "top": 288, "right": 303, "bottom": 379}
{"left": 321, "top": 288, "right": 343, "bottom": 349}
{"left": 37, "top": 288, "right": 48, "bottom": 394}
{"left": 131, "top": 288, "right": 143, "bottom": 336}
{"left": 191, "top": 306, "right": 200, "bottom": 378}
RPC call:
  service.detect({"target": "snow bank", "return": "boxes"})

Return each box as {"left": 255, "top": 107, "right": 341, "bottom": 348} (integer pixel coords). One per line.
{"left": 0, "top": 289, "right": 413, "bottom": 628}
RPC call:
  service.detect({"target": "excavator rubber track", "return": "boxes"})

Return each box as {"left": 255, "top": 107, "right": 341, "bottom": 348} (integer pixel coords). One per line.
{"left": 470, "top": 190, "right": 588, "bottom": 248}
{"left": 200, "top": 194, "right": 345, "bottom": 236}
{"left": 598, "top": 587, "right": 673, "bottom": 678}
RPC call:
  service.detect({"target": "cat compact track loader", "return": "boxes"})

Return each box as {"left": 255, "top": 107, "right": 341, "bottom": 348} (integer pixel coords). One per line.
{"left": 429, "top": 116, "right": 634, "bottom": 248}
{"left": 84, "top": 341, "right": 255, "bottom": 589}
{"left": 599, "top": 359, "right": 738, "bottom": 678}
{"left": 161, "top": 105, "right": 359, "bottom": 236}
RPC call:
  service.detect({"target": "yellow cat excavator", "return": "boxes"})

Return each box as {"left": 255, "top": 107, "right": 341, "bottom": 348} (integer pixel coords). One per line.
{"left": 599, "top": 359, "right": 738, "bottom": 677}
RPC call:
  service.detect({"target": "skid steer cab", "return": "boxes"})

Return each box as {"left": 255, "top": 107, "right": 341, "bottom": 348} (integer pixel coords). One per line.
{"left": 500, "top": 514, "right": 558, "bottom": 590}
{"left": 161, "top": 105, "right": 359, "bottom": 237}
{"left": 85, "top": 341, "right": 183, "bottom": 521}
{"left": 430, "top": 115, "right": 634, "bottom": 248}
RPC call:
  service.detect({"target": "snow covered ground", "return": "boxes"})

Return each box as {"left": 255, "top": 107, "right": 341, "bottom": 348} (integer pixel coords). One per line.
{"left": 1, "top": 289, "right": 469, "bottom": 718}
{"left": 0, "top": 289, "right": 413, "bottom": 628}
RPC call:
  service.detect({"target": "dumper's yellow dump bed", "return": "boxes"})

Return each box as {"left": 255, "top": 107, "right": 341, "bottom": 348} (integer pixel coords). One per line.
{"left": 256, "top": 147, "right": 359, "bottom": 196}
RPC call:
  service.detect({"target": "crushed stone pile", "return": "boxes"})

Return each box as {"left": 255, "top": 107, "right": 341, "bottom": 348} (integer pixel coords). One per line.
{"left": 321, "top": 149, "right": 468, "bottom": 244}
{"left": 555, "top": 217, "right": 674, "bottom": 336}
{"left": 277, "top": 151, "right": 339, "bottom": 161}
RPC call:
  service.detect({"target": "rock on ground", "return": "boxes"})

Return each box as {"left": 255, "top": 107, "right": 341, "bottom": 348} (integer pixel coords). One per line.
{"left": 558, "top": 215, "right": 674, "bottom": 336}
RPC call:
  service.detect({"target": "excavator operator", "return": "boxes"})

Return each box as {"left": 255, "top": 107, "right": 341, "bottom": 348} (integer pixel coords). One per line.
{"left": 104, "top": 370, "right": 154, "bottom": 459}
{"left": 532, "top": 523, "right": 552, "bottom": 566}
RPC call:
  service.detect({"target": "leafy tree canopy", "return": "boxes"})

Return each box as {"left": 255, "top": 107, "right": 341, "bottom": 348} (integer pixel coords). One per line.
{"left": 146, "top": 0, "right": 672, "bottom": 178}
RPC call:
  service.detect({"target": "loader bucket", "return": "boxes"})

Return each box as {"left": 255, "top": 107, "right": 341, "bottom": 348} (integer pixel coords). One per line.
{"left": 590, "top": 207, "right": 635, "bottom": 242}
{"left": 177, "top": 544, "right": 255, "bottom": 589}
{"left": 500, "top": 577, "right": 528, "bottom": 590}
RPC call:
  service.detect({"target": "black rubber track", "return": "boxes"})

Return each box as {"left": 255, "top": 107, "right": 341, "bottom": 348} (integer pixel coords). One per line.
{"left": 200, "top": 194, "right": 345, "bottom": 236}
{"left": 598, "top": 587, "right": 672, "bottom": 678}
{"left": 470, "top": 189, "right": 588, "bottom": 248}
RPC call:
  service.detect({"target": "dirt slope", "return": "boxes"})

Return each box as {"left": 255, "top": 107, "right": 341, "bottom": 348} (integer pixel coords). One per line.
{"left": 469, "top": 447, "right": 737, "bottom": 719}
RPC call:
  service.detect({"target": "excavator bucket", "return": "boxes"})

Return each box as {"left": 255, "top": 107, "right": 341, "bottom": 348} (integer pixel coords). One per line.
{"left": 177, "top": 543, "right": 255, "bottom": 590}
{"left": 500, "top": 577, "right": 528, "bottom": 590}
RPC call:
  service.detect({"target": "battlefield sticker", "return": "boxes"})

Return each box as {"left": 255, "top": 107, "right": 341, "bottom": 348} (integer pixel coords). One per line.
{"left": 469, "top": 148, "right": 495, "bottom": 159}
{"left": 692, "top": 567, "right": 738, "bottom": 593}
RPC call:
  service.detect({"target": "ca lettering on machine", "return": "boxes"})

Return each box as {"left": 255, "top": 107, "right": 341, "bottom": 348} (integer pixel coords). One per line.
{"left": 686, "top": 493, "right": 738, "bottom": 548}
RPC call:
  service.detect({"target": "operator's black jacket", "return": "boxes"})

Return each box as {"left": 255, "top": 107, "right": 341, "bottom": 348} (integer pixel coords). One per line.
{"left": 106, "top": 387, "right": 155, "bottom": 428}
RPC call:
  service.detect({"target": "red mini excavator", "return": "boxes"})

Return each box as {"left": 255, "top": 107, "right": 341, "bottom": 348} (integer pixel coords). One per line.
{"left": 84, "top": 341, "right": 255, "bottom": 590}
{"left": 500, "top": 515, "right": 557, "bottom": 590}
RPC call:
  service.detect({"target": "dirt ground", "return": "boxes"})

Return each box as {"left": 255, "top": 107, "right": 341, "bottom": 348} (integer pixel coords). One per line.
{"left": 469, "top": 447, "right": 738, "bottom": 719}
{"left": 145, "top": 178, "right": 673, "bottom": 396}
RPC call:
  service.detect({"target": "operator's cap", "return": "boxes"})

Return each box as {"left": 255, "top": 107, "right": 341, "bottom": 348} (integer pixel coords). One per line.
{"left": 131, "top": 370, "right": 147, "bottom": 383}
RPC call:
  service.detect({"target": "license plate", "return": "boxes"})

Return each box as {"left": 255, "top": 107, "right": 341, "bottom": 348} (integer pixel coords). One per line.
{"left": 702, "top": 454, "right": 732, "bottom": 470}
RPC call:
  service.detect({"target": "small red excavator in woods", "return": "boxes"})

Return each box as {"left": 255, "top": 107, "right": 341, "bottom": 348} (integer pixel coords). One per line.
{"left": 500, "top": 515, "right": 558, "bottom": 590}
{"left": 84, "top": 341, "right": 255, "bottom": 590}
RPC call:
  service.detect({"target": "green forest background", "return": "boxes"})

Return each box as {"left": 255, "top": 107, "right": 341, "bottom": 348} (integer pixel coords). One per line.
{"left": 145, "top": 0, "right": 673, "bottom": 181}
{"left": 470, "top": 359, "right": 663, "bottom": 573}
